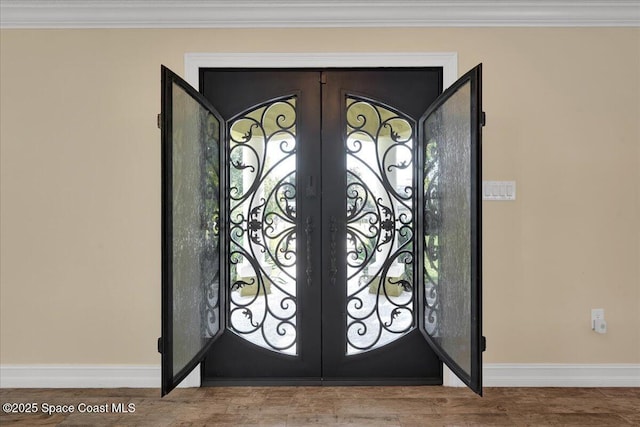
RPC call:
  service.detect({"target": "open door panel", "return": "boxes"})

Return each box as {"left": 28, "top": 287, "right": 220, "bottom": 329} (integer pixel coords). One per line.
{"left": 160, "top": 65, "right": 225, "bottom": 396}
{"left": 419, "top": 64, "right": 483, "bottom": 395}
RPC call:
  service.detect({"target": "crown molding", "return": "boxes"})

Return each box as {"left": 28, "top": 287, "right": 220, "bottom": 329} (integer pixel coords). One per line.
{"left": 1, "top": 1, "right": 639, "bottom": 29}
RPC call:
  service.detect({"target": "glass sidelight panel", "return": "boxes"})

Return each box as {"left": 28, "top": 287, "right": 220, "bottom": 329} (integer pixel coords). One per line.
{"left": 344, "top": 96, "right": 416, "bottom": 355}
{"left": 228, "top": 96, "right": 298, "bottom": 355}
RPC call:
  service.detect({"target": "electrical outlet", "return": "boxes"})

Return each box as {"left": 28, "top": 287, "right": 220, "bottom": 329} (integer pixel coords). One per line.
{"left": 591, "top": 308, "right": 604, "bottom": 322}
{"left": 591, "top": 308, "right": 607, "bottom": 334}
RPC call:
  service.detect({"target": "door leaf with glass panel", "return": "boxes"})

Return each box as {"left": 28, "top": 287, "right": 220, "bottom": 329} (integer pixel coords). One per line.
{"left": 159, "top": 66, "right": 226, "bottom": 396}
{"left": 419, "top": 64, "right": 484, "bottom": 395}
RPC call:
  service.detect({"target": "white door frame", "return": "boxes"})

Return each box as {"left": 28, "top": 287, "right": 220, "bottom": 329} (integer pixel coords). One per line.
{"left": 184, "top": 52, "right": 458, "bottom": 90}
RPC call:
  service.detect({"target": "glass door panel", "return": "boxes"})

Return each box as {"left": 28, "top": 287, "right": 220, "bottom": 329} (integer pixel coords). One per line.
{"left": 227, "top": 96, "right": 299, "bottom": 355}
{"left": 419, "top": 64, "right": 483, "bottom": 395}
{"left": 344, "top": 96, "right": 416, "bottom": 355}
{"left": 161, "top": 66, "right": 224, "bottom": 396}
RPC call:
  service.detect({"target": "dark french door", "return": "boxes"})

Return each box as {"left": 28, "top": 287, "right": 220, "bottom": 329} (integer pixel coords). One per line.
{"left": 159, "top": 65, "right": 484, "bottom": 396}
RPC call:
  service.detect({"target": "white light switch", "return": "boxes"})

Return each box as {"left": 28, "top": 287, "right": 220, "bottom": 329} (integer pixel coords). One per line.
{"left": 482, "top": 181, "right": 516, "bottom": 201}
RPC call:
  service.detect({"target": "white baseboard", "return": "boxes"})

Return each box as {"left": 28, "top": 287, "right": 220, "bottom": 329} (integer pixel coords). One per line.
{"left": 445, "top": 363, "right": 640, "bottom": 387}
{"left": 1, "top": 363, "right": 638, "bottom": 388}
{"left": 482, "top": 363, "right": 640, "bottom": 387}
{"left": 0, "top": 364, "right": 200, "bottom": 388}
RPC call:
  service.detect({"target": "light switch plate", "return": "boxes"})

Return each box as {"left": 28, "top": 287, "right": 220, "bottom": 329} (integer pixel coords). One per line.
{"left": 483, "top": 181, "right": 516, "bottom": 201}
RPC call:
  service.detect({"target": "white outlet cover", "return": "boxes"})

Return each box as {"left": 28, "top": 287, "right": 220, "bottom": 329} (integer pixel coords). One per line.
{"left": 591, "top": 308, "right": 605, "bottom": 321}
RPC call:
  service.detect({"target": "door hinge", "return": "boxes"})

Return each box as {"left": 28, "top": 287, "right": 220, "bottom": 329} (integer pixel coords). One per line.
{"left": 481, "top": 336, "right": 487, "bottom": 352}
{"left": 157, "top": 337, "right": 163, "bottom": 353}
{"left": 481, "top": 111, "right": 486, "bottom": 127}
{"left": 157, "top": 113, "right": 162, "bottom": 130}
{"left": 320, "top": 72, "right": 327, "bottom": 85}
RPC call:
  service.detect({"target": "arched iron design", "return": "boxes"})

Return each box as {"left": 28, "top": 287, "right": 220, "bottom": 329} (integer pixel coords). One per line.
{"left": 227, "top": 96, "right": 298, "bottom": 355}
{"left": 345, "top": 95, "right": 416, "bottom": 355}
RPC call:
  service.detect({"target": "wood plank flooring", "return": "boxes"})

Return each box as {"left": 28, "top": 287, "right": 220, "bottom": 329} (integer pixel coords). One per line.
{"left": 1, "top": 386, "right": 638, "bottom": 426}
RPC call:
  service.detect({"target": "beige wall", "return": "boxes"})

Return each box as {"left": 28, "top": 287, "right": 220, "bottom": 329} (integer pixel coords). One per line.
{"left": 1, "top": 28, "right": 638, "bottom": 366}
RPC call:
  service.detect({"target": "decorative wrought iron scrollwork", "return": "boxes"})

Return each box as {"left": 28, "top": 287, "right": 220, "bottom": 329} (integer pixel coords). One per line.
{"left": 228, "top": 96, "right": 298, "bottom": 355}
{"left": 344, "top": 96, "right": 416, "bottom": 355}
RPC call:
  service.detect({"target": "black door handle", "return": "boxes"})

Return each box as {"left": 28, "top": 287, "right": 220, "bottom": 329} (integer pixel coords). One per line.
{"left": 305, "top": 216, "right": 313, "bottom": 286}
{"left": 329, "top": 216, "right": 337, "bottom": 285}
